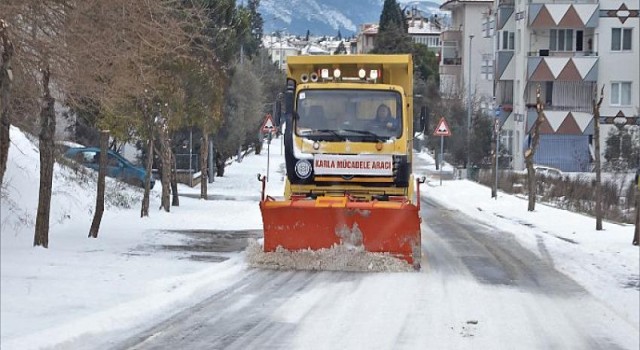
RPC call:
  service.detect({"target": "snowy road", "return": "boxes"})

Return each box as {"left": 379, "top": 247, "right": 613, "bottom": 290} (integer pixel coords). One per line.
{"left": 92, "top": 197, "right": 638, "bottom": 350}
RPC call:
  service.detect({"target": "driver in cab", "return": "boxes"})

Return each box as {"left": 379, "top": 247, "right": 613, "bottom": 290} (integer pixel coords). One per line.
{"left": 368, "top": 104, "right": 398, "bottom": 132}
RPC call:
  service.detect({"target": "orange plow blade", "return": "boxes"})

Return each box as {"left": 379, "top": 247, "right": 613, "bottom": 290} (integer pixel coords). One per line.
{"left": 259, "top": 196, "right": 422, "bottom": 267}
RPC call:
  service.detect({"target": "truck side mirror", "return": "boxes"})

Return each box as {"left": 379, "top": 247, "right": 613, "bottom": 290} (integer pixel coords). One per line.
{"left": 414, "top": 106, "right": 427, "bottom": 133}
{"left": 274, "top": 99, "right": 282, "bottom": 127}
{"left": 284, "top": 78, "right": 296, "bottom": 122}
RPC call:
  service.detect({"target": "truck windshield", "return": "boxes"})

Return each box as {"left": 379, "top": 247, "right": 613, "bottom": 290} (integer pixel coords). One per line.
{"left": 295, "top": 89, "right": 403, "bottom": 140}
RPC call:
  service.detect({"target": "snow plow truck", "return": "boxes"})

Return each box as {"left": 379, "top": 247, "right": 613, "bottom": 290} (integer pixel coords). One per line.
{"left": 259, "top": 54, "right": 425, "bottom": 268}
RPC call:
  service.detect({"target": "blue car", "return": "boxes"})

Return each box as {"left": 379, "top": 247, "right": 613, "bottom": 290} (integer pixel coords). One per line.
{"left": 64, "top": 147, "right": 155, "bottom": 189}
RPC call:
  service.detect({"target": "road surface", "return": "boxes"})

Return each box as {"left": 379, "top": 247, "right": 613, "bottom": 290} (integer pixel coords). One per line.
{"left": 74, "top": 195, "right": 639, "bottom": 350}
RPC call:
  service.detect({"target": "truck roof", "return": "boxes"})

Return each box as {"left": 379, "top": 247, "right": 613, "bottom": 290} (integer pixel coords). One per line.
{"left": 286, "top": 54, "right": 413, "bottom": 97}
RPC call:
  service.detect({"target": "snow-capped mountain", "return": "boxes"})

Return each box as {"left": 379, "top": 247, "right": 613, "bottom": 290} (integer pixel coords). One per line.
{"left": 252, "top": 0, "right": 444, "bottom": 36}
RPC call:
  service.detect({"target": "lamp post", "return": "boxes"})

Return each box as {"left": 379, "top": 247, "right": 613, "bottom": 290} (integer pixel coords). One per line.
{"left": 466, "top": 34, "right": 474, "bottom": 170}
{"left": 275, "top": 28, "right": 287, "bottom": 70}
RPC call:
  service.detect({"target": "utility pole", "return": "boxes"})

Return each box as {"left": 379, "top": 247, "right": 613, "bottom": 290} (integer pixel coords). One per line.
{"left": 466, "top": 34, "right": 474, "bottom": 170}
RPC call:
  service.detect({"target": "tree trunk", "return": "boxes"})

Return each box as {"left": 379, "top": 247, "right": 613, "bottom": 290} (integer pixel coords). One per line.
{"left": 200, "top": 133, "right": 208, "bottom": 199}
{"left": 216, "top": 151, "right": 225, "bottom": 177}
{"left": 141, "top": 134, "right": 153, "bottom": 217}
{"left": 170, "top": 150, "right": 179, "bottom": 206}
{"left": 0, "top": 20, "right": 13, "bottom": 186}
{"left": 34, "top": 66, "right": 55, "bottom": 248}
{"left": 524, "top": 86, "right": 545, "bottom": 212}
{"left": 88, "top": 130, "right": 109, "bottom": 238}
{"left": 593, "top": 86, "right": 604, "bottom": 230}
{"left": 633, "top": 182, "right": 639, "bottom": 245}
{"left": 157, "top": 127, "right": 171, "bottom": 212}
{"left": 490, "top": 125, "right": 497, "bottom": 198}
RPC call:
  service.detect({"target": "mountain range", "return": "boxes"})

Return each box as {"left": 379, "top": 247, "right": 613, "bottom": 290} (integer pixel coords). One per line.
{"left": 249, "top": 0, "right": 446, "bottom": 37}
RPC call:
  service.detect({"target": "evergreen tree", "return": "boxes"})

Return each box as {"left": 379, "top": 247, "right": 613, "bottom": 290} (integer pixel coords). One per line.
{"left": 334, "top": 41, "right": 347, "bottom": 55}
{"left": 244, "top": 0, "right": 263, "bottom": 57}
{"left": 337, "top": 30, "right": 342, "bottom": 41}
{"left": 379, "top": 0, "right": 406, "bottom": 32}
{"left": 373, "top": 0, "right": 411, "bottom": 54}
{"left": 373, "top": 21, "right": 412, "bottom": 54}
{"left": 412, "top": 43, "right": 439, "bottom": 83}
{"left": 305, "top": 29, "right": 310, "bottom": 41}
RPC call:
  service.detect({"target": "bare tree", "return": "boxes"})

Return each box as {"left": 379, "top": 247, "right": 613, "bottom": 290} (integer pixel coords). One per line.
{"left": 170, "top": 150, "right": 179, "bottom": 206}
{"left": 634, "top": 175, "right": 639, "bottom": 245}
{"left": 141, "top": 102, "right": 154, "bottom": 217}
{"left": 157, "top": 118, "right": 172, "bottom": 212}
{"left": 490, "top": 120, "right": 498, "bottom": 198}
{"left": 88, "top": 130, "right": 108, "bottom": 238}
{"left": 33, "top": 65, "right": 55, "bottom": 247}
{"left": 592, "top": 85, "right": 604, "bottom": 230}
{"left": 200, "top": 132, "right": 209, "bottom": 199}
{"left": 524, "top": 86, "right": 545, "bottom": 212}
{"left": 0, "top": 19, "right": 14, "bottom": 185}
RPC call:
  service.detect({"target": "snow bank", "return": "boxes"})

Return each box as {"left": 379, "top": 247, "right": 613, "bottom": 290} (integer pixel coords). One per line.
{"left": 245, "top": 240, "right": 414, "bottom": 272}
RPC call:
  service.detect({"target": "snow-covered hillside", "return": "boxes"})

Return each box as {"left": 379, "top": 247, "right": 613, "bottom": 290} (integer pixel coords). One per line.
{"left": 255, "top": 0, "right": 444, "bottom": 36}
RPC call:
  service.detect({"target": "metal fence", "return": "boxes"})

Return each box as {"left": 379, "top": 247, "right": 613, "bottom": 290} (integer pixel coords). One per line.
{"left": 175, "top": 153, "right": 199, "bottom": 172}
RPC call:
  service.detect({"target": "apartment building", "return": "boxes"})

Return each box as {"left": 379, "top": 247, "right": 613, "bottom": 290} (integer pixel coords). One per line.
{"left": 406, "top": 7, "right": 443, "bottom": 52}
{"left": 439, "top": 0, "right": 495, "bottom": 107}
{"left": 495, "top": 0, "right": 639, "bottom": 171}
{"left": 355, "top": 9, "right": 443, "bottom": 54}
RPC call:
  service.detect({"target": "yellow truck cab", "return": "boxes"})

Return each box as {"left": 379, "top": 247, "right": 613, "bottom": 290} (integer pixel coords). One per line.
{"left": 280, "top": 54, "right": 421, "bottom": 201}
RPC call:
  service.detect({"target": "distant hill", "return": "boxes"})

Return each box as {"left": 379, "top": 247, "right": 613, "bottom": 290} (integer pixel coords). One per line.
{"left": 248, "top": 0, "right": 446, "bottom": 37}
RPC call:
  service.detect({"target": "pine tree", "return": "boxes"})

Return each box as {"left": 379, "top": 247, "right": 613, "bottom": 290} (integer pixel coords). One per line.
{"left": 373, "top": 0, "right": 411, "bottom": 54}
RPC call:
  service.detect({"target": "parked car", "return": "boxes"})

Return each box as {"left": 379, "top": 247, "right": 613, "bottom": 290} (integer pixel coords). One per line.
{"left": 64, "top": 147, "right": 154, "bottom": 189}
{"left": 534, "top": 165, "right": 563, "bottom": 179}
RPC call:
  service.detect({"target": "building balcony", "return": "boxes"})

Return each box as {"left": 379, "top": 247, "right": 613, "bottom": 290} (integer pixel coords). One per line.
{"left": 498, "top": 0, "right": 514, "bottom": 7}
{"left": 529, "top": 3, "right": 599, "bottom": 29}
{"left": 528, "top": 50, "right": 598, "bottom": 58}
{"left": 440, "top": 30, "right": 461, "bottom": 42}
{"left": 526, "top": 108, "right": 594, "bottom": 136}
{"left": 527, "top": 55, "right": 598, "bottom": 82}
{"left": 439, "top": 64, "right": 461, "bottom": 76}
{"left": 441, "top": 57, "right": 461, "bottom": 66}
{"left": 528, "top": 0, "right": 597, "bottom": 4}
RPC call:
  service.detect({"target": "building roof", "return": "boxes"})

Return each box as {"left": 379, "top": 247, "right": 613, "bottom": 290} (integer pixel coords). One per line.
{"left": 408, "top": 19, "right": 441, "bottom": 35}
{"left": 440, "top": 0, "right": 493, "bottom": 10}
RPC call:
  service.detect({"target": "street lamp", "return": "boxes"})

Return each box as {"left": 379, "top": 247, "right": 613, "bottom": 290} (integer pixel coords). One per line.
{"left": 274, "top": 28, "right": 287, "bottom": 70}
{"left": 466, "top": 34, "right": 474, "bottom": 169}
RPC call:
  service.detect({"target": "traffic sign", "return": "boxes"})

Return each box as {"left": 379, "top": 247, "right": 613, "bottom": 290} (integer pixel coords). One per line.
{"left": 261, "top": 113, "right": 276, "bottom": 133}
{"left": 433, "top": 117, "right": 452, "bottom": 137}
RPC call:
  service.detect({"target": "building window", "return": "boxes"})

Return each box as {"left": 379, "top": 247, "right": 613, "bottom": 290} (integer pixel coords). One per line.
{"left": 483, "top": 17, "right": 494, "bottom": 38}
{"left": 481, "top": 54, "right": 493, "bottom": 80}
{"left": 611, "top": 28, "right": 632, "bottom": 51}
{"left": 611, "top": 82, "right": 632, "bottom": 106}
{"left": 550, "top": 29, "right": 573, "bottom": 51}
{"left": 502, "top": 30, "right": 514, "bottom": 50}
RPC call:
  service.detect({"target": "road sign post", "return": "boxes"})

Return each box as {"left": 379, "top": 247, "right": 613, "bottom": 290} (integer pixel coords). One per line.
{"left": 261, "top": 114, "right": 276, "bottom": 182}
{"left": 433, "top": 117, "right": 452, "bottom": 186}
{"left": 440, "top": 136, "right": 444, "bottom": 186}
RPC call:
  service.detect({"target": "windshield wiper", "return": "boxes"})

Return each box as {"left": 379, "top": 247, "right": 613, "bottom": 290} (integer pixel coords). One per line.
{"left": 310, "top": 129, "right": 346, "bottom": 141}
{"left": 341, "top": 129, "right": 387, "bottom": 141}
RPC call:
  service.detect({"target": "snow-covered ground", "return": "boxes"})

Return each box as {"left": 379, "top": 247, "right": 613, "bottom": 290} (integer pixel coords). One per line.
{"left": 1, "top": 127, "right": 638, "bottom": 349}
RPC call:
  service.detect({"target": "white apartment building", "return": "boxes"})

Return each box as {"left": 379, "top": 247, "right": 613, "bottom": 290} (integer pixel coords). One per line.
{"left": 494, "top": 0, "right": 639, "bottom": 171}
{"left": 355, "top": 10, "right": 443, "bottom": 54}
{"left": 406, "top": 7, "right": 443, "bottom": 52}
{"left": 439, "top": 0, "right": 495, "bottom": 108}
